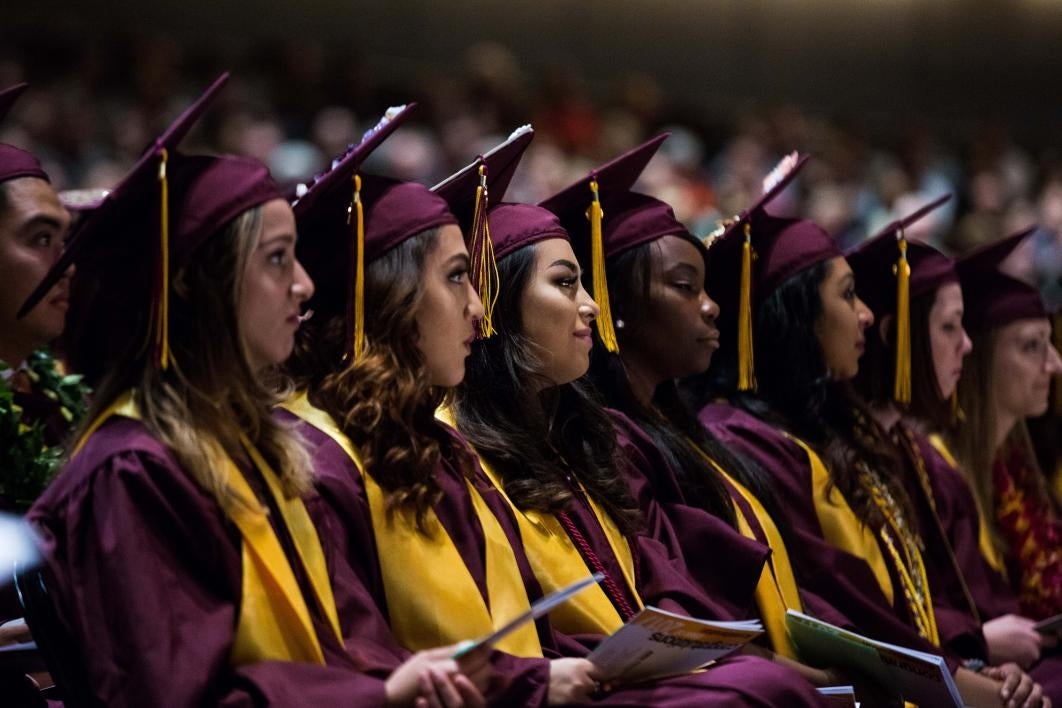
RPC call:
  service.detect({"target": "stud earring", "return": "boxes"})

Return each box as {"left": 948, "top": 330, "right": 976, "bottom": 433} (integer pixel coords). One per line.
{"left": 615, "top": 319, "right": 625, "bottom": 329}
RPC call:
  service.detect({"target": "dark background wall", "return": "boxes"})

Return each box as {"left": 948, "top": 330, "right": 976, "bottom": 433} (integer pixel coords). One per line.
{"left": 4, "top": 0, "right": 1061, "bottom": 140}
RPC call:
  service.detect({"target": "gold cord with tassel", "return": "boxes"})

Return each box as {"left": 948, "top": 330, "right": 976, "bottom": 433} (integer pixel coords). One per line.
{"left": 349, "top": 173, "right": 366, "bottom": 360}
{"left": 156, "top": 147, "right": 171, "bottom": 370}
{"left": 471, "top": 164, "right": 500, "bottom": 337}
{"left": 737, "top": 222, "right": 756, "bottom": 391}
{"left": 893, "top": 230, "right": 912, "bottom": 405}
{"left": 587, "top": 178, "right": 618, "bottom": 353}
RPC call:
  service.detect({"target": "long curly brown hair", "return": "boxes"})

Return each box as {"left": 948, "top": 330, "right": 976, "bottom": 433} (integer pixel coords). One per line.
{"left": 286, "top": 228, "right": 453, "bottom": 530}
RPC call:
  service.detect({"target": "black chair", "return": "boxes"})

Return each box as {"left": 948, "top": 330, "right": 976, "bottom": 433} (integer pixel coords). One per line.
{"left": 13, "top": 563, "right": 96, "bottom": 708}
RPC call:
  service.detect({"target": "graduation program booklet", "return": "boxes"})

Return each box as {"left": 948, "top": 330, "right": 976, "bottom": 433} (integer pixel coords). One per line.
{"left": 587, "top": 606, "right": 762, "bottom": 683}
{"left": 816, "top": 685, "right": 859, "bottom": 707}
{"left": 786, "top": 610, "right": 962, "bottom": 708}
{"left": 1034, "top": 612, "right": 1062, "bottom": 634}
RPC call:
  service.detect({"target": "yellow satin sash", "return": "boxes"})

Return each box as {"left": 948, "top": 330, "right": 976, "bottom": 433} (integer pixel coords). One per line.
{"left": 927, "top": 433, "right": 1007, "bottom": 578}
{"left": 283, "top": 393, "right": 542, "bottom": 657}
{"left": 784, "top": 434, "right": 895, "bottom": 606}
{"left": 74, "top": 391, "right": 342, "bottom": 666}
{"left": 690, "top": 443, "right": 801, "bottom": 659}
{"left": 462, "top": 441, "right": 644, "bottom": 636}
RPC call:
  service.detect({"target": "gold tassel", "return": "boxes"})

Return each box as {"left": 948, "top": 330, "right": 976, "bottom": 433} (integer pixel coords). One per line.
{"left": 737, "top": 222, "right": 756, "bottom": 391}
{"left": 156, "top": 147, "right": 171, "bottom": 370}
{"left": 893, "top": 232, "right": 912, "bottom": 405}
{"left": 471, "top": 164, "right": 500, "bottom": 337}
{"left": 587, "top": 178, "right": 618, "bottom": 353}
{"left": 349, "top": 173, "right": 366, "bottom": 360}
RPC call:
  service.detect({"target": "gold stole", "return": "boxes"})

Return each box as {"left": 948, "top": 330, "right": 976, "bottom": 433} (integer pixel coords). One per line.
{"left": 788, "top": 434, "right": 940, "bottom": 646}
{"left": 927, "top": 433, "right": 1007, "bottom": 578}
{"left": 282, "top": 393, "right": 542, "bottom": 657}
{"left": 471, "top": 452, "right": 643, "bottom": 637}
{"left": 784, "top": 435, "right": 895, "bottom": 606}
{"left": 74, "top": 392, "right": 342, "bottom": 666}
{"left": 688, "top": 443, "right": 801, "bottom": 659}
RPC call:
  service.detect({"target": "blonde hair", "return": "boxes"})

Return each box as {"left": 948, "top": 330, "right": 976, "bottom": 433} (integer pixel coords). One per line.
{"left": 82, "top": 207, "right": 312, "bottom": 513}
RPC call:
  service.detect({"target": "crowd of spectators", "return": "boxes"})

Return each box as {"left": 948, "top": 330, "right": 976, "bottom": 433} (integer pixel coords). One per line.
{"left": 2, "top": 35, "right": 1060, "bottom": 308}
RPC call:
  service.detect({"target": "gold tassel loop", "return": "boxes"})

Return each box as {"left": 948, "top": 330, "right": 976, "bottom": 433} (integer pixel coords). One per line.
{"left": 737, "top": 222, "right": 756, "bottom": 391}
{"left": 587, "top": 178, "right": 618, "bottom": 353}
{"left": 893, "top": 232, "right": 912, "bottom": 405}
{"left": 155, "top": 147, "right": 171, "bottom": 370}
{"left": 470, "top": 163, "right": 500, "bottom": 338}
{"left": 349, "top": 173, "right": 366, "bottom": 360}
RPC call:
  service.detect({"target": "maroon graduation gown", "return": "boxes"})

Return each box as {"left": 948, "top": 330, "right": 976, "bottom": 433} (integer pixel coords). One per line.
{"left": 292, "top": 411, "right": 827, "bottom": 707}
{"left": 699, "top": 403, "right": 966, "bottom": 673}
{"left": 27, "top": 417, "right": 398, "bottom": 707}
{"left": 913, "top": 427, "right": 1062, "bottom": 700}
{"left": 609, "top": 409, "right": 853, "bottom": 632}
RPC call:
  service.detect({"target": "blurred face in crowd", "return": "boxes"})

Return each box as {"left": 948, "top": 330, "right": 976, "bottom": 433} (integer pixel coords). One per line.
{"left": 927, "top": 282, "right": 973, "bottom": 399}
{"left": 414, "top": 224, "right": 483, "bottom": 387}
{"left": 991, "top": 318, "right": 1062, "bottom": 420}
{"left": 0, "top": 177, "right": 72, "bottom": 366}
{"left": 520, "top": 238, "right": 599, "bottom": 388}
{"left": 620, "top": 235, "right": 720, "bottom": 385}
{"left": 238, "top": 198, "right": 314, "bottom": 371}
{"left": 813, "top": 256, "right": 874, "bottom": 381}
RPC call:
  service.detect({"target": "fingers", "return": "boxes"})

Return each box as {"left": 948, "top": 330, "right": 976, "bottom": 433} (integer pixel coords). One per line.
{"left": 454, "top": 643, "right": 492, "bottom": 674}
{"left": 1020, "top": 681, "right": 1044, "bottom": 708}
{"left": 1004, "top": 669, "right": 1033, "bottom": 708}
{"left": 453, "top": 674, "right": 486, "bottom": 708}
{"left": 419, "top": 671, "right": 444, "bottom": 708}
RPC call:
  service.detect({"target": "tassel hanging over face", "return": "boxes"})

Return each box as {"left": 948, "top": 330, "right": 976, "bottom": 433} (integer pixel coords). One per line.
{"left": 470, "top": 163, "right": 500, "bottom": 338}
{"left": 737, "top": 222, "right": 756, "bottom": 391}
{"left": 893, "top": 230, "right": 912, "bottom": 405}
{"left": 155, "top": 147, "right": 172, "bottom": 370}
{"left": 587, "top": 177, "right": 619, "bottom": 353}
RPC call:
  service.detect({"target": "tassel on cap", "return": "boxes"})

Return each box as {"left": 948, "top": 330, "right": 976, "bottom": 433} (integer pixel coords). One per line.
{"left": 587, "top": 177, "right": 619, "bottom": 353}
{"left": 893, "top": 229, "right": 912, "bottom": 404}
{"left": 348, "top": 173, "right": 366, "bottom": 360}
{"left": 470, "top": 162, "right": 500, "bottom": 337}
{"left": 737, "top": 222, "right": 756, "bottom": 391}
{"left": 154, "top": 146, "right": 172, "bottom": 370}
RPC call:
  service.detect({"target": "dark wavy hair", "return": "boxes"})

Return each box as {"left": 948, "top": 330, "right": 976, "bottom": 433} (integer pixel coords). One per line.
{"left": 285, "top": 228, "right": 455, "bottom": 529}
{"left": 453, "top": 244, "right": 641, "bottom": 535}
{"left": 853, "top": 288, "right": 952, "bottom": 431}
{"left": 696, "top": 259, "right": 912, "bottom": 529}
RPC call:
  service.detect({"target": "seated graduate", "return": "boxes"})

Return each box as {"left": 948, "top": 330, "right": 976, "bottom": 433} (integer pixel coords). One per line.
{"left": 23, "top": 78, "right": 488, "bottom": 708}
{"left": 848, "top": 207, "right": 1062, "bottom": 699}
{"left": 281, "top": 113, "right": 600, "bottom": 705}
{"left": 545, "top": 142, "right": 852, "bottom": 684}
{"left": 0, "top": 84, "right": 84, "bottom": 514}
{"left": 693, "top": 157, "right": 1045, "bottom": 707}
{"left": 448, "top": 141, "right": 826, "bottom": 706}
{"left": 946, "top": 230, "right": 1062, "bottom": 622}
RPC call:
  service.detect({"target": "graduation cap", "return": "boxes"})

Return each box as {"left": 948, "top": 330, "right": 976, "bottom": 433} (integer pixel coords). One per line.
{"left": 17, "top": 73, "right": 281, "bottom": 382}
{"left": 0, "top": 83, "right": 49, "bottom": 185}
{"left": 292, "top": 104, "right": 457, "bottom": 360}
{"left": 432, "top": 125, "right": 534, "bottom": 336}
{"left": 539, "top": 134, "right": 670, "bottom": 353}
{"left": 957, "top": 227, "right": 1046, "bottom": 335}
{"left": 703, "top": 153, "right": 838, "bottom": 391}
{"left": 846, "top": 194, "right": 953, "bottom": 404}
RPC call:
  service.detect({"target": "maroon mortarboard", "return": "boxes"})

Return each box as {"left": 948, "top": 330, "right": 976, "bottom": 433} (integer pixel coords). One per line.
{"left": 702, "top": 152, "right": 836, "bottom": 391}
{"left": 488, "top": 203, "right": 569, "bottom": 262}
{"left": 957, "top": 227, "right": 1046, "bottom": 335}
{"left": 16, "top": 74, "right": 278, "bottom": 385}
{"left": 597, "top": 192, "right": 694, "bottom": 259}
{"left": 20, "top": 71, "right": 231, "bottom": 320}
{"left": 539, "top": 134, "right": 670, "bottom": 353}
{"left": 0, "top": 83, "right": 49, "bottom": 185}
{"left": 846, "top": 194, "right": 952, "bottom": 403}
{"left": 292, "top": 104, "right": 457, "bottom": 360}
{"left": 432, "top": 125, "right": 534, "bottom": 336}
